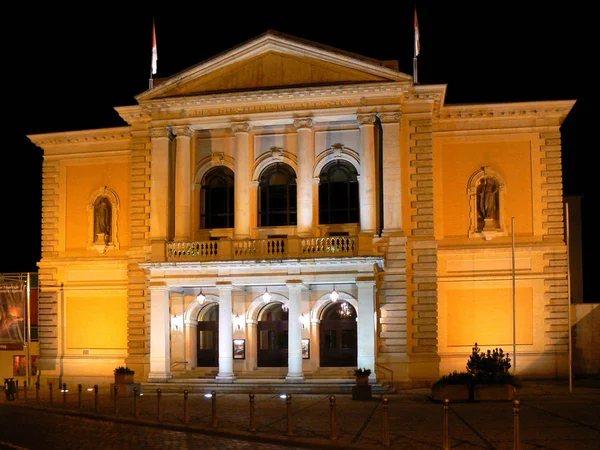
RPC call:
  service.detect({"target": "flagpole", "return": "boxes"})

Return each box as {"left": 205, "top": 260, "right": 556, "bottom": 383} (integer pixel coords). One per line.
{"left": 150, "top": 18, "right": 157, "bottom": 89}
{"left": 512, "top": 217, "right": 517, "bottom": 374}
{"left": 413, "top": 6, "right": 420, "bottom": 85}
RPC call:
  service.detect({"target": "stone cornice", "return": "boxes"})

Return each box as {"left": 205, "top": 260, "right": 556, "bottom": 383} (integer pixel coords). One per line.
{"left": 439, "top": 100, "right": 576, "bottom": 124}
{"left": 28, "top": 127, "right": 132, "bottom": 148}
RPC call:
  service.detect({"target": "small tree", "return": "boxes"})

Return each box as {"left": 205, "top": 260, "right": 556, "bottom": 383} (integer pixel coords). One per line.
{"left": 466, "top": 342, "right": 512, "bottom": 383}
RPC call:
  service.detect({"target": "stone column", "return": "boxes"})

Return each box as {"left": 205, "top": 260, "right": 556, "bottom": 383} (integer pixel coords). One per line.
{"left": 232, "top": 122, "right": 252, "bottom": 240}
{"left": 294, "top": 118, "right": 315, "bottom": 237}
{"left": 216, "top": 282, "right": 235, "bottom": 381}
{"left": 357, "top": 114, "right": 377, "bottom": 235}
{"left": 173, "top": 126, "right": 193, "bottom": 241}
{"left": 380, "top": 112, "right": 403, "bottom": 234}
{"left": 356, "top": 279, "right": 376, "bottom": 381}
{"left": 148, "top": 286, "right": 172, "bottom": 381}
{"left": 286, "top": 281, "right": 305, "bottom": 381}
{"left": 150, "top": 128, "right": 171, "bottom": 241}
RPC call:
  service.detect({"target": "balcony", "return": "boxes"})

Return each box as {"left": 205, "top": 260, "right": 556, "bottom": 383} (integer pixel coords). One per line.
{"left": 164, "top": 235, "right": 362, "bottom": 262}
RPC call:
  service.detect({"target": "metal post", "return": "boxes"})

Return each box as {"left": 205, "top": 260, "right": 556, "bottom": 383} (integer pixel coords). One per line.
{"left": 513, "top": 400, "right": 520, "bottom": 450}
{"left": 249, "top": 393, "right": 256, "bottom": 432}
{"left": 23, "top": 381, "right": 27, "bottom": 402}
{"left": 49, "top": 382, "right": 53, "bottom": 406}
{"left": 211, "top": 390, "right": 217, "bottom": 428}
{"left": 78, "top": 384, "right": 82, "bottom": 408}
{"left": 35, "top": 381, "right": 40, "bottom": 404}
{"left": 94, "top": 385, "right": 99, "bottom": 413}
{"left": 329, "top": 395, "right": 337, "bottom": 440}
{"left": 157, "top": 388, "right": 163, "bottom": 422}
{"left": 183, "top": 390, "right": 189, "bottom": 424}
{"left": 133, "top": 387, "right": 140, "bottom": 418}
{"left": 286, "top": 394, "right": 293, "bottom": 436}
{"left": 62, "top": 383, "right": 67, "bottom": 406}
{"left": 382, "top": 397, "right": 390, "bottom": 446}
{"left": 113, "top": 385, "right": 119, "bottom": 417}
{"left": 442, "top": 399, "right": 449, "bottom": 450}
{"left": 15, "top": 380, "right": 19, "bottom": 401}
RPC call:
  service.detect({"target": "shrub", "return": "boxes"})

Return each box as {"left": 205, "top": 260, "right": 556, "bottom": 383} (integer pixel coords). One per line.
{"left": 466, "top": 342, "right": 514, "bottom": 384}
{"left": 433, "top": 370, "right": 473, "bottom": 386}
{"left": 354, "top": 368, "right": 372, "bottom": 377}
{"left": 114, "top": 366, "right": 135, "bottom": 375}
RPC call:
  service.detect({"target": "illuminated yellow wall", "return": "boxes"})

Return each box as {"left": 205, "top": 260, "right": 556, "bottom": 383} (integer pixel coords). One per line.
{"left": 436, "top": 137, "right": 535, "bottom": 237}
{"left": 65, "top": 161, "right": 131, "bottom": 250}
{"left": 66, "top": 294, "right": 128, "bottom": 349}
{"left": 445, "top": 286, "right": 533, "bottom": 346}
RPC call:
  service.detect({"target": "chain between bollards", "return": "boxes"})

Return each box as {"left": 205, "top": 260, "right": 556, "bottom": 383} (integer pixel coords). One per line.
{"left": 183, "top": 390, "right": 189, "bottom": 424}
{"left": 62, "top": 383, "right": 67, "bottom": 406}
{"left": 77, "top": 384, "right": 82, "bottom": 408}
{"left": 329, "top": 395, "right": 337, "bottom": 440}
{"left": 382, "top": 397, "right": 390, "bottom": 446}
{"left": 286, "top": 394, "right": 293, "bottom": 436}
{"left": 133, "top": 386, "right": 140, "bottom": 418}
{"left": 157, "top": 388, "right": 163, "bottom": 422}
{"left": 113, "top": 385, "right": 119, "bottom": 417}
{"left": 513, "top": 399, "right": 521, "bottom": 450}
{"left": 211, "top": 390, "right": 217, "bottom": 428}
{"left": 94, "top": 385, "right": 98, "bottom": 413}
{"left": 249, "top": 393, "right": 256, "bottom": 432}
{"left": 442, "top": 398, "right": 449, "bottom": 450}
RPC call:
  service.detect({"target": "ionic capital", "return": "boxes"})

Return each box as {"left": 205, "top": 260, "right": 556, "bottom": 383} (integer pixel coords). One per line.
{"left": 357, "top": 113, "right": 377, "bottom": 126}
{"left": 379, "top": 112, "right": 402, "bottom": 123}
{"left": 171, "top": 126, "right": 194, "bottom": 138}
{"left": 150, "top": 127, "right": 171, "bottom": 139}
{"left": 293, "top": 117, "right": 314, "bottom": 130}
{"left": 231, "top": 122, "right": 251, "bottom": 134}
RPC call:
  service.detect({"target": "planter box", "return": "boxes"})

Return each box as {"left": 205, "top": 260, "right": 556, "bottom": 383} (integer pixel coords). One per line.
{"left": 114, "top": 373, "right": 134, "bottom": 384}
{"left": 473, "top": 384, "right": 515, "bottom": 401}
{"left": 431, "top": 384, "right": 472, "bottom": 402}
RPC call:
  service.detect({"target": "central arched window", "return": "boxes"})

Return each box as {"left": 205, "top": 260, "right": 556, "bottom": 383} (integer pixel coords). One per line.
{"left": 200, "top": 167, "right": 234, "bottom": 229}
{"left": 258, "top": 163, "right": 297, "bottom": 227}
{"left": 319, "top": 160, "right": 359, "bottom": 224}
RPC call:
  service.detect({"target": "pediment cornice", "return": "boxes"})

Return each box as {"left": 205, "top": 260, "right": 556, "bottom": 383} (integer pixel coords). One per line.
{"left": 28, "top": 127, "right": 132, "bottom": 148}
{"left": 439, "top": 100, "right": 576, "bottom": 123}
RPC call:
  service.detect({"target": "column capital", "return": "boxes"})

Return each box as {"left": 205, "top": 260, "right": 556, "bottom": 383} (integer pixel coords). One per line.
{"left": 285, "top": 280, "right": 307, "bottom": 290}
{"left": 293, "top": 117, "right": 314, "bottom": 129}
{"left": 379, "top": 111, "right": 402, "bottom": 123}
{"left": 150, "top": 127, "right": 171, "bottom": 139}
{"left": 171, "top": 125, "right": 194, "bottom": 138}
{"left": 216, "top": 281, "right": 233, "bottom": 291}
{"left": 231, "top": 122, "right": 251, "bottom": 134}
{"left": 357, "top": 113, "right": 377, "bottom": 126}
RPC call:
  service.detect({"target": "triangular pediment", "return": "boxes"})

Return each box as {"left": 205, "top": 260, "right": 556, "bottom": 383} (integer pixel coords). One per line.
{"left": 137, "top": 30, "right": 412, "bottom": 101}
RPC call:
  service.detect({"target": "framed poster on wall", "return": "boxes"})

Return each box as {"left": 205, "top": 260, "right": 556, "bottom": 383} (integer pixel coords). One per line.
{"left": 302, "top": 339, "right": 310, "bottom": 359}
{"left": 233, "top": 339, "right": 245, "bottom": 359}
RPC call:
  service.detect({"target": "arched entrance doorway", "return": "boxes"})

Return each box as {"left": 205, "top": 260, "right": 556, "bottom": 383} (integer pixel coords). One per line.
{"left": 319, "top": 301, "right": 357, "bottom": 367}
{"left": 257, "top": 302, "right": 288, "bottom": 367}
{"left": 197, "top": 303, "right": 218, "bottom": 367}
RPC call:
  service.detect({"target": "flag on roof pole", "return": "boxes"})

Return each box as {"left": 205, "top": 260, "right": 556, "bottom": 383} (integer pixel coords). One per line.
{"left": 151, "top": 19, "right": 158, "bottom": 76}
{"left": 413, "top": 6, "right": 420, "bottom": 85}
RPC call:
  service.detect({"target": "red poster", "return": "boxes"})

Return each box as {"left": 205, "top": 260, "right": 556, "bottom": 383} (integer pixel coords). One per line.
{"left": 0, "top": 282, "right": 25, "bottom": 350}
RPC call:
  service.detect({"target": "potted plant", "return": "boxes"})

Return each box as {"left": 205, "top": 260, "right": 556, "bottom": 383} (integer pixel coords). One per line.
{"left": 114, "top": 366, "right": 135, "bottom": 384}
{"left": 431, "top": 370, "right": 473, "bottom": 402}
{"left": 354, "top": 368, "right": 372, "bottom": 385}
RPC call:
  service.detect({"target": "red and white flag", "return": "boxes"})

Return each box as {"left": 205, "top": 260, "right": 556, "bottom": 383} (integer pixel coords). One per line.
{"left": 151, "top": 19, "right": 158, "bottom": 75}
{"left": 414, "top": 7, "right": 420, "bottom": 57}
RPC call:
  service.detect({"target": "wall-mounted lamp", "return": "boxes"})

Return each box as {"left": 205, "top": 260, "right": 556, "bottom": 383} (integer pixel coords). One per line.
{"left": 263, "top": 288, "right": 271, "bottom": 303}
{"left": 196, "top": 290, "right": 205, "bottom": 304}
{"left": 233, "top": 313, "right": 244, "bottom": 330}
{"left": 300, "top": 312, "right": 309, "bottom": 329}
{"left": 282, "top": 302, "right": 288, "bottom": 312}
{"left": 330, "top": 286, "right": 339, "bottom": 302}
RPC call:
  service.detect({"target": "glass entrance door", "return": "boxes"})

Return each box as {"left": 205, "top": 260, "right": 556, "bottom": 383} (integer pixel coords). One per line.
{"left": 257, "top": 302, "right": 288, "bottom": 367}
{"left": 197, "top": 304, "right": 218, "bottom": 367}
{"left": 319, "top": 301, "right": 357, "bottom": 367}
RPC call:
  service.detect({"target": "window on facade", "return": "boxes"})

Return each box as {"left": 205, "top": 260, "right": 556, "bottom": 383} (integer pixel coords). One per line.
{"left": 13, "top": 355, "right": 37, "bottom": 376}
{"left": 258, "top": 163, "right": 297, "bottom": 227}
{"left": 318, "top": 160, "right": 359, "bottom": 224}
{"left": 200, "top": 167, "right": 235, "bottom": 229}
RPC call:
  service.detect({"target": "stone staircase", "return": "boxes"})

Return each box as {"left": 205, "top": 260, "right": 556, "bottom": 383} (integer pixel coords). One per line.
{"left": 142, "top": 367, "right": 395, "bottom": 395}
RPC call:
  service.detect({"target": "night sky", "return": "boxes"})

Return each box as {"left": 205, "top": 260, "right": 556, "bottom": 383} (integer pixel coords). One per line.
{"left": 7, "top": 4, "right": 587, "bottom": 292}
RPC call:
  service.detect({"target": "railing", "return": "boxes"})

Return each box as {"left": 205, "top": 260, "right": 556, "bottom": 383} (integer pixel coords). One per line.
{"left": 166, "top": 235, "right": 358, "bottom": 261}
{"left": 375, "top": 362, "right": 394, "bottom": 389}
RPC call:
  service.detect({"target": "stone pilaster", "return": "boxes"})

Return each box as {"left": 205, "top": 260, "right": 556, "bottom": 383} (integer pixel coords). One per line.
{"left": 232, "top": 122, "right": 251, "bottom": 240}
{"left": 172, "top": 126, "right": 193, "bottom": 241}
{"left": 357, "top": 113, "right": 377, "bottom": 235}
{"left": 149, "top": 127, "right": 171, "bottom": 241}
{"left": 294, "top": 118, "right": 315, "bottom": 237}
{"left": 356, "top": 278, "right": 376, "bottom": 381}
{"left": 148, "top": 286, "right": 172, "bottom": 381}
{"left": 380, "top": 112, "right": 403, "bottom": 234}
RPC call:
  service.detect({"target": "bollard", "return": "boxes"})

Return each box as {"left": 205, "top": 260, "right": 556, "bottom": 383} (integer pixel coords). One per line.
{"left": 63, "top": 383, "right": 67, "bottom": 406}
{"left": 286, "top": 394, "right": 293, "bottom": 436}
{"left": 94, "top": 385, "right": 99, "bottom": 413}
{"left": 23, "top": 381, "right": 27, "bottom": 402}
{"left": 78, "top": 384, "right": 82, "bottom": 408}
{"left": 35, "top": 381, "right": 40, "bottom": 404}
{"left": 329, "top": 395, "right": 337, "bottom": 440}
{"left": 249, "top": 393, "right": 256, "bottom": 432}
{"left": 513, "top": 400, "right": 521, "bottom": 450}
{"left": 382, "top": 397, "right": 390, "bottom": 446}
{"left": 113, "top": 385, "right": 119, "bottom": 417}
{"left": 183, "top": 390, "right": 189, "bottom": 424}
{"left": 15, "top": 380, "right": 19, "bottom": 401}
{"left": 157, "top": 388, "right": 163, "bottom": 422}
{"left": 442, "top": 399, "right": 449, "bottom": 450}
{"left": 49, "top": 382, "right": 53, "bottom": 406}
{"left": 211, "top": 390, "right": 217, "bottom": 428}
{"left": 133, "top": 387, "right": 140, "bottom": 418}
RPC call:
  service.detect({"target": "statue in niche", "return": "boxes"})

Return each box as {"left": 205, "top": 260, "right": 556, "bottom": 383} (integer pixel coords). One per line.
{"left": 94, "top": 197, "right": 111, "bottom": 243}
{"left": 477, "top": 177, "right": 498, "bottom": 229}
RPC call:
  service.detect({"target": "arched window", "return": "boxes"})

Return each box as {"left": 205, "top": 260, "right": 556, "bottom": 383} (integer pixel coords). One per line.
{"left": 200, "top": 167, "right": 234, "bottom": 229}
{"left": 258, "top": 163, "right": 297, "bottom": 227}
{"left": 319, "top": 160, "right": 359, "bottom": 224}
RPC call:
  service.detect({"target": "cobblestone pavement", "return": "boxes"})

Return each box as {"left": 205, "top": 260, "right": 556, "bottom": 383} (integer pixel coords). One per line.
{"left": 2, "top": 379, "right": 600, "bottom": 449}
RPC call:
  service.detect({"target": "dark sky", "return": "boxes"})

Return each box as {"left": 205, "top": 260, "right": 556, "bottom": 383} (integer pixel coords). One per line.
{"left": 7, "top": 3, "right": 587, "bottom": 290}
